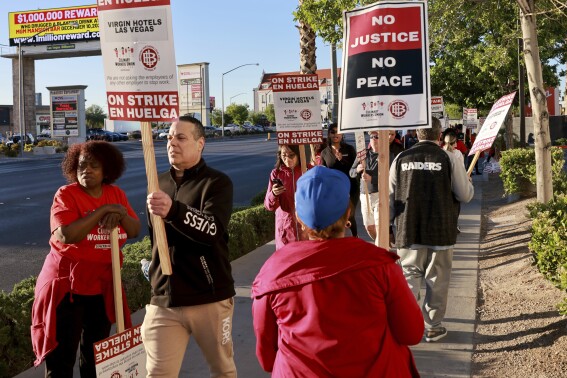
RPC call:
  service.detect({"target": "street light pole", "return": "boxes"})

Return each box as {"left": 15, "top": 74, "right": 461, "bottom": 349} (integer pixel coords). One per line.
{"left": 221, "top": 63, "right": 259, "bottom": 137}
{"left": 18, "top": 41, "right": 24, "bottom": 156}
{"left": 230, "top": 92, "right": 246, "bottom": 104}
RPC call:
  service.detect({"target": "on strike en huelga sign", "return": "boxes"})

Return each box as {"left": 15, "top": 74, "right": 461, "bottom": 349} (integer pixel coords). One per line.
{"left": 97, "top": 0, "right": 179, "bottom": 121}
{"left": 339, "top": 1, "right": 430, "bottom": 132}
{"left": 94, "top": 324, "right": 147, "bottom": 377}
{"left": 468, "top": 92, "right": 516, "bottom": 156}
{"left": 272, "top": 74, "right": 323, "bottom": 145}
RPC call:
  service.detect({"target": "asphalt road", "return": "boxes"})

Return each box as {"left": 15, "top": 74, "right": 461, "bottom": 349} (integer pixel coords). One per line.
{"left": 0, "top": 135, "right": 280, "bottom": 292}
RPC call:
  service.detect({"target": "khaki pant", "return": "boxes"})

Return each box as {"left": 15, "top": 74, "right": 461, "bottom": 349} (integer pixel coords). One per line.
{"left": 359, "top": 192, "right": 379, "bottom": 227}
{"left": 141, "top": 299, "right": 237, "bottom": 377}
{"left": 397, "top": 247, "right": 453, "bottom": 330}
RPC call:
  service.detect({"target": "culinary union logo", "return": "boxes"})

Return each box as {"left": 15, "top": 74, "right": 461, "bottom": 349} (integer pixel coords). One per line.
{"left": 139, "top": 46, "right": 159, "bottom": 71}
{"left": 110, "top": 371, "right": 122, "bottom": 378}
{"left": 489, "top": 121, "right": 498, "bottom": 129}
{"left": 388, "top": 100, "right": 409, "bottom": 119}
{"left": 300, "top": 109, "right": 312, "bottom": 121}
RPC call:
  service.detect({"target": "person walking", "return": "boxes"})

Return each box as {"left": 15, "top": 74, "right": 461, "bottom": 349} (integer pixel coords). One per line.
{"left": 320, "top": 123, "right": 359, "bottom": 237}
{"left": 264, "top": 144, "right": 308, "bottom": 249}
{"left": 350, "top": 130, "right": 403, "bottom": 240}
{"left": 389, "top": 117, "right": 474, "bottom": 342}
{"left": 252, "top": 166, "right": 424, "bottom": 377}
{"left": 143, "top": 115, "right": 237, "bottom": 377}
{"left": 31, "top": 141, "right": 140, "bottom": 377}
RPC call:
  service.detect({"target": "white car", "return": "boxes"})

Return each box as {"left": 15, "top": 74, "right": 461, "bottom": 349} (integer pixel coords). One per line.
{"left": 157, "top": 128, "right": 170, "bottom": 139}
{"left": 222, "top": 124, "right": 242, "bottom": 135}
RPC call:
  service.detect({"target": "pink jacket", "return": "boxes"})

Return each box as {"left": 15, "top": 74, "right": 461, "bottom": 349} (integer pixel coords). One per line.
{"left": 264, "top": 165, "right": 304, "bottom": 250}
{"left": 252, "top": 237, "right": 423, "bottom": 377}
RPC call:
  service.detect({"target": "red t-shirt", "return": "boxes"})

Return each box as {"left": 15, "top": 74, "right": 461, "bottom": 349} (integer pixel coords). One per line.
{"left": 49, "top": 183, "right": 138, "bottom": 294}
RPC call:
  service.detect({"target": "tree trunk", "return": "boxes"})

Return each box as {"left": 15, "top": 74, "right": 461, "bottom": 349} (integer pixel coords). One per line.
{"left": 504, "top": 111, "right": 514, "bottom": 150}
{"left": 519, "top": 1, "right": 553, "bottom": 203}
{"left": 298, "top": 0, "right": 317, "bottom": 168}
{"left": 298, "top": 0, "right": 317, "bottom": 75}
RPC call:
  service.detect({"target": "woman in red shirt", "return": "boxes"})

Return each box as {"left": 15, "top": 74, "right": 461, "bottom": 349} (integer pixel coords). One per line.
{"left": 31, "top": 141, "right": 140, "bottom": 377}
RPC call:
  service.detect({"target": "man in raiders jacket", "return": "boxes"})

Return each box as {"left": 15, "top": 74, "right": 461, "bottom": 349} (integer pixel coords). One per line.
{"left": 389, "top": 117, "right": 474, "bottom": 343}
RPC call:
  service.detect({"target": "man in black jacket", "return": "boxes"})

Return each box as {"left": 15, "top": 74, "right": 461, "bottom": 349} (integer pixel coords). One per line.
{"left": 389, "top": 117, "right": 474, "bottom": 343}
{"left": 144, "top": 115, "right": 236, "bottom": 377}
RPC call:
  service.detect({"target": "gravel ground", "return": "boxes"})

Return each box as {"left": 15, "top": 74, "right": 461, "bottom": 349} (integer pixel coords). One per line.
{"left": 471, "top": 174, "right": 567, "bottom": 377}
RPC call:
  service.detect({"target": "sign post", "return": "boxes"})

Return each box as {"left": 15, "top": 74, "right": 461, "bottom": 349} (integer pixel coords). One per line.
{"left": 98, "top": 0, "right": 179, "bottom": 275}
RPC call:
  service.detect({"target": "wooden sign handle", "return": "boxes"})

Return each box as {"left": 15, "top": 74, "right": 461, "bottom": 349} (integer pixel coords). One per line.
{"left": 141, "top": 122, "right": 173, "bottom": 275}
{"left": 110, "top": 228, "right": 125, "bottom": 333}
{"left": 376, "top": 130, "right": 390, "bottom": 250}
{"left": 299, "top": 145, "right": 308, "bottom": 173}
{"left": 466, "top": 151, "right": 482, "bottom": 177}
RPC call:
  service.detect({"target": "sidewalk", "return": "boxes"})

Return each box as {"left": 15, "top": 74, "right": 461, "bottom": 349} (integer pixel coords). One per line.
{"left": 18, "top": 176, "right": 482, "bottom": 377}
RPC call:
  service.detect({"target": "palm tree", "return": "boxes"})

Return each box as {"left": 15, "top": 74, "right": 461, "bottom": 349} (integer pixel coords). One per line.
{"left": 85, "top": 104, "right": 107, "bottom": 129}
{"left": 298, "top": 0, "right": 317, "bottom": 75}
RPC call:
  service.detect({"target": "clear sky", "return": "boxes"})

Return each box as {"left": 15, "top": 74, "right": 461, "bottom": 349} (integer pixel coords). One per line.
{"left": 0, "top": 0, "right": 340, "bottom": 116}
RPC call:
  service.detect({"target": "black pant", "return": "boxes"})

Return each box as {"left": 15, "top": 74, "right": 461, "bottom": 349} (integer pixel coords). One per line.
{"left": 349, "top": 193, "right": 359, "bottom": 237}
{"left": 45, "top": 293, "right": 111, "bottom": 378}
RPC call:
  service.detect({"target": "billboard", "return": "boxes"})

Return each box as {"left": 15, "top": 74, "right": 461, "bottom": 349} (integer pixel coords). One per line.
{"left": 9, "top": 5, "right": 100, "bottom": 47}
{"left": 50, "top": 92, "right": 79, "bottom": 137}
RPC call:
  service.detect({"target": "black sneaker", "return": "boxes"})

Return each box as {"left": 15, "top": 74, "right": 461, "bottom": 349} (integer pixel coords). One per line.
{"left": 425, "top": 327, "right": 447, "bottom": 342}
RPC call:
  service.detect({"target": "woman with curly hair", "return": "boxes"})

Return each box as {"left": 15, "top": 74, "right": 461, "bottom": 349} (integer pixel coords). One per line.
{"left": 31, "top": 141, "right": 140, "bottom": 377}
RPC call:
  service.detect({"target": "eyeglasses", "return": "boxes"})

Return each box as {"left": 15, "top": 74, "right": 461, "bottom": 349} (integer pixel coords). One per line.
{"left": 369, "top": 135, "right": 379, "bottom": 140}
{"left": 281, "top": 153, "right": 296, "bottom": 159}
{"left": 329, "top": 131, "right": 337, "bottom": 135}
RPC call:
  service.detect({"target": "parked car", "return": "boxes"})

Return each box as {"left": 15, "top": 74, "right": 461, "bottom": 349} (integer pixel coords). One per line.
{"left": 222, "top": 124, "right": 241, "bottom": 136}
{"left": 36, "top": 133, "right": 52, "bottom": 142}
{"left": 109, "top": 131, "right": 128, "bottom": 141}
{"left": 127, "top": 130, "right": 142, "bottom": 139}
{"left": 87, "top": 128, "right": 116, "bottom": 141}
{"left": 6, "top": 133, "right": 35, "bottom": 146}
{"left": 203, "top": 126, "right": 219, "bottom": 137}
{"left": 157, "top": 128, "right": 170, "bottom": 139}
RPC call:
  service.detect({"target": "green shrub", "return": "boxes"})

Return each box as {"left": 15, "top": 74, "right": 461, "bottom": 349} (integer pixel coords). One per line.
{"left": 122, "top": 236, "right": 152, "bottom": 312}
{"left": 553, "top": 137, "right": 567, "bottom": 146}
{"left": 0, "top": 277, "right": 36, "bottom": 377}
{"left": 37, "top": 140, "right": 62, "bottom": 148}
{"left": 499, "top": 147, "right": 566, "bottom": 196}
{"left": 227, "top": 205, "right": 275, "bottom": 261}
{"left": 250, "top": 189, "right": 267, "bottom": 206}
{"left": 527, "top": 194, "right": 567, "bottom": 315}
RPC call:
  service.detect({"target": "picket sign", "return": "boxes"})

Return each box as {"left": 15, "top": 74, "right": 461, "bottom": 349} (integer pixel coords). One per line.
{"left": 95, "top": 229, "right": 147, "bottom": 377}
